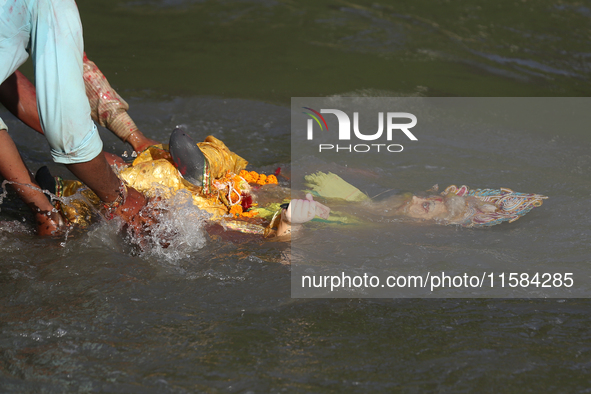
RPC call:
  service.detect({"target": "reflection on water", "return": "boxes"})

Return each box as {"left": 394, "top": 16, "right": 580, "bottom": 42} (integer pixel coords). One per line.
{"left": 1, "top": 0, "right": 591, "bottom": 391}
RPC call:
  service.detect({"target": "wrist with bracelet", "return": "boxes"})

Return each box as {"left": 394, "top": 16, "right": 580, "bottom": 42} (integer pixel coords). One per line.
{"left": 102, "top": 179, "right": 128, "bottom": 220}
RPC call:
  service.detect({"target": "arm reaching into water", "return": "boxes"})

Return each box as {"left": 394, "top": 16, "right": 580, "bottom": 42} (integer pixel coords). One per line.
{"left": 0, "top": 57, "right": 159, "bottom": 152}
{"left": 0, "top": 129, "right": 65, "bottom": 235}
{"left": 0, "top": 3, "right": 155, "bottom": 237}
{"left": 81, "top": 55, "right": 159, "bottom": 152}
{"left": 0, "top": 67, "right": 153, "bottom": 235}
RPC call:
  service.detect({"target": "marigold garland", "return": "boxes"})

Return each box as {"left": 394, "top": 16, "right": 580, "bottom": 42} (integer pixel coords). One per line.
{"left": 229, "top": 204, "right": 259, "bottom": 218}
{"left": 239, "top": 170, "right": 278, "bottom": 185}
{"left": 229, "top": 204, "right": 243, "bottom": 216}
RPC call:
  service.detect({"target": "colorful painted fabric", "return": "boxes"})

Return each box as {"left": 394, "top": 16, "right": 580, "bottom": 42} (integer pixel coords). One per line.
{"left": 442, "top": 185, "right": 547, "bottom": 227}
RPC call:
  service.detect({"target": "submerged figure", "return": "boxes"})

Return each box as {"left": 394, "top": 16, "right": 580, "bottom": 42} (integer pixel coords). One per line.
{"left": 39, "top": 130, "right": 546, "bottom": 245}
{"left": 394, "top": 185, "right": 546, "bottom": 227}
{"left": 303, "top": 172, "right": 547, "bottom": 228}
{"left": 40, "top": 129, "right": 330, "bottom": 241}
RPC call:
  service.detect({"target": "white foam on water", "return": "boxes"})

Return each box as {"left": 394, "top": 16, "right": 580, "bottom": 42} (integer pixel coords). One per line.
{"left": 129, "top": 188, "right": 210, "bottom": 262}
{"left": 0, "top": 179, "right": 74, "bottom": 243}
{"left": 0, "top": 179, "right": 211, "bottom": 260}
{"left": 0, "top": 220, "right": 32, "bottom": 235}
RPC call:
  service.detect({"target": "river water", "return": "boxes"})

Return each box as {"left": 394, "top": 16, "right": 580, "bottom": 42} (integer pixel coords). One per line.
{"left": 1, "top": 0, "right": 591, "bottom": 392}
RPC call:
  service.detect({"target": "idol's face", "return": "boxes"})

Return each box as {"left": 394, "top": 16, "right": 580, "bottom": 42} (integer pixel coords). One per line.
{"left": 406, "top": 196, "right": 448, "bottom": 219}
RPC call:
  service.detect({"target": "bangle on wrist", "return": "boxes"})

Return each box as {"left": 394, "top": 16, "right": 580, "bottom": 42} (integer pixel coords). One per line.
{"left": 101, "top": 179, "right": 128, "bottom": 220}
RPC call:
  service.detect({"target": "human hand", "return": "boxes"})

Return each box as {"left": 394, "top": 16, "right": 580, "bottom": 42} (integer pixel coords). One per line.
{"left": 127, "top": 130, "right": 160, "bottom": 153}
{"left": 115, "top": 187, "right": 156, "bottom": 239}
{"left": 282, "top": 194, "right": 330, "bottom": 224}
{"left": 35, "top": 210, "right": 68, "bottom": 237}
{"left": 117, "top": 192, "right": 169, "bottom": 248}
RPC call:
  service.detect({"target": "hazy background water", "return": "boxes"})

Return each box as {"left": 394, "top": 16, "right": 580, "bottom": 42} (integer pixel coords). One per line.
{"left": 1, "top": 0, "right": 591, "bottom": 392}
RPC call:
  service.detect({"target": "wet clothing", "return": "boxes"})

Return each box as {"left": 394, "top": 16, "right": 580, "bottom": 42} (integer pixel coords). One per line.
{"left": 0, "top": 0, "right": 102, "bottom": 164}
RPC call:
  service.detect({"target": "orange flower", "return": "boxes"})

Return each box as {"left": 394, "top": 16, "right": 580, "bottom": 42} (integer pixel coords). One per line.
{"left": 256, "top": 174, "right": 267, "bottom": 185}
{"left": 239, "top": 169, "right": 278, "bottom": 185}
{"left": 229, "top": 205, "right": 243, "bottom": 216}
{"left": 229, "top": 190, "right": 241, "bottom": 204}
{"left": 240, "top": 210, "right": 258, "bottom": 218}
{"left": 228, "top": 204, "right": 258, "bottom": 218}
{"left": 239, "top": 170, "right": 256, "bottom": 183}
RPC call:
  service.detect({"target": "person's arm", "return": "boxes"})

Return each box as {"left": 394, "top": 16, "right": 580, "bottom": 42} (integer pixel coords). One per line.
{"left": 0, "top": 83, "right": 147, "bottom": 234}
{"left": 82, "top": 55, "right": 158, "bottom": 152}
{"left": 0, "top": 71, "right": 42, "bottom": 133}
{"left": 0, "top": 129, "right": 64, "bottom": 235}
{"left": 0, "top": 63, "right": 158, "bottom": 152}
{"left": 65, "top": 153, "right": 147, "bottom": 228}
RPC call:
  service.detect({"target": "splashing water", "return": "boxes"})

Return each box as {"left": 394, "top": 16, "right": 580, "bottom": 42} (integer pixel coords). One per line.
{"left": 0, "top": 220, "right": 32, "bottom": 235}
{"left": 0, "top": 180, "right": 73, "bottom": 242}
{"left": 0, "top": 180, "right": 209, "bottom": 258}
{"left": 0, "top": 179, "right": 67, "bottom": 211}
{"left": 128, "top": 188, "right": 210, "bottom": 262}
